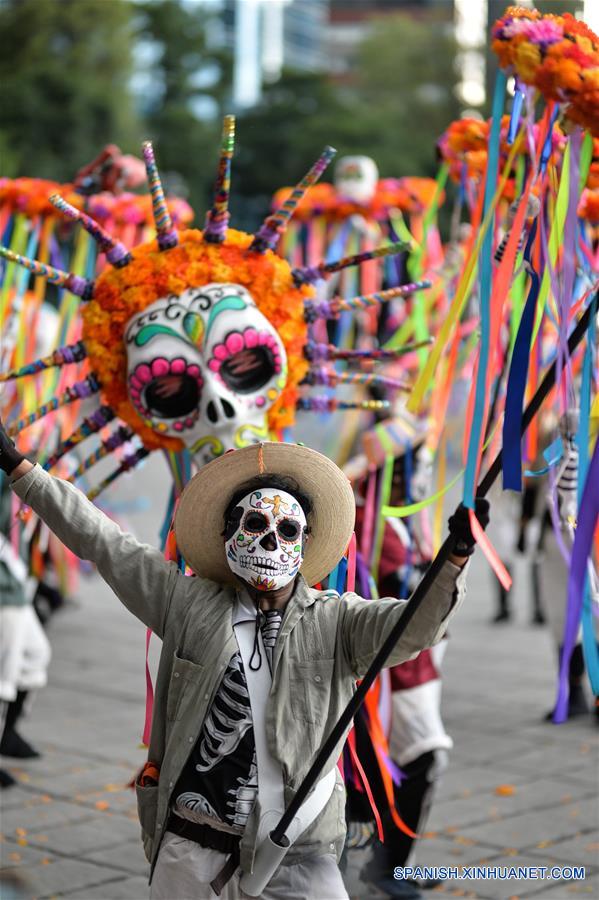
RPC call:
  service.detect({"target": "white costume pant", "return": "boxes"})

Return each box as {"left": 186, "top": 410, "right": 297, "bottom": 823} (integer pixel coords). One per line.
{"left": 0, "top": 605, "right": 51, "bottom": 702}
{"left": 150, "top": 832, "right": 349, "bottom": 900}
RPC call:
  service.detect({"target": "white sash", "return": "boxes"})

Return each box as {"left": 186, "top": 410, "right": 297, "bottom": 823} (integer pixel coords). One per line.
{"left": 232, "top": 594, "right": 336, "bottom": 848}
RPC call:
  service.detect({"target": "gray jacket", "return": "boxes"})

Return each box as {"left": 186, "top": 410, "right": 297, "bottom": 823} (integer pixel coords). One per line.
{"left": 11, "top": 465, "right": 468, "bottom": 876}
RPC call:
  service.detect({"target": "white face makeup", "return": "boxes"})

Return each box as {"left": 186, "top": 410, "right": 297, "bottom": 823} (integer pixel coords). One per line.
{"left": 224, "top": 487, "right": 307, "bottom": 592}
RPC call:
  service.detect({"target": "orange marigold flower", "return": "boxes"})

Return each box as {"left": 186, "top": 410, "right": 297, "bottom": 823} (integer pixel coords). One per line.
{"left": 513, "top": 41, "right": 542, "bottom": 83}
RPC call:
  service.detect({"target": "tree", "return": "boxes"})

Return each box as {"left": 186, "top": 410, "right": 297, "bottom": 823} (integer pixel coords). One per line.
{"left": 134, "top": 0, "right": 232, "bottom": 216}
{"left": 351, "top": 12, "right": 461, "bottom": 178}
{"left": 234, "top": 70, "right": 359, "bottom": 224}
{"left": 234, "top": 13, "right": 460, "bottom": 228}
{"left": 0, "top": 0, "right": 139, "bottom": 181}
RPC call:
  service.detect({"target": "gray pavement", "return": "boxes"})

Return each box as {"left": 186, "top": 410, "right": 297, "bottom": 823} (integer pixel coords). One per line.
{"left": 1, "top": 453, "right": 598, "bottom": 899}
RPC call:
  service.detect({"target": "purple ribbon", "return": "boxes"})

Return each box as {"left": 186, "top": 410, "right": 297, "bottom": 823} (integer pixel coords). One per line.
{"left": 554, "top": 434, "right": 599, "bottom": 723}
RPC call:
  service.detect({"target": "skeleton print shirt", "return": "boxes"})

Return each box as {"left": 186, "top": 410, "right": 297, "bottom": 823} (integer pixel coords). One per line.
{"left": 173, "top": 608, "right": 282, "bottom": 834}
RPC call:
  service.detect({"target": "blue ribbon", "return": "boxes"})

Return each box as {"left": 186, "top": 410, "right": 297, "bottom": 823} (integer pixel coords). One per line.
{"left": 507, "top": 88, "right": 524, "bottom": 145}
{"left": 502, "top": 220, "right": 539, "bottom": 491}
{"left": 463, "top": 71, "right": 507, "bottom": 508}
{"left": 335, "top": 556, "right": 348, "bottom": 594}
{"left": 539, "top": 106, "right": 560, "bottom": 176}
{"left": 523, "top": 437, "right": 563, "bottom": 477}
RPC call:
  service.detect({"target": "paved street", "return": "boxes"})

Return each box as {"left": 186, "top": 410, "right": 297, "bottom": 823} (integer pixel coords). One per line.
{"left": 1, "top": 453, "right": 597, "bottom": 900}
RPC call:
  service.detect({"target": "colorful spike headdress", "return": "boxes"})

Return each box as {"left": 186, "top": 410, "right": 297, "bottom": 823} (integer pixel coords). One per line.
{"left": 1, "top": 118, "right": 422, "bottom": 496}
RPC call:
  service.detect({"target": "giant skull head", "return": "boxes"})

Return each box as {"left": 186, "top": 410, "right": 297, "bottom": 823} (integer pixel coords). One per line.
{"left": 124, "top": 282, "right": 288, "bottom": 465}
{"left": 82, "top": 229, "right": 310, "bottom": 466}
{"left": 334, "top": 156, "right": 379, "bottom": 205}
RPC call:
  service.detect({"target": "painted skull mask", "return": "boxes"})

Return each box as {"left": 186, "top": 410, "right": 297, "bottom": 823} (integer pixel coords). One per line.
{"left": 124, "top": 283, "right": 288, "bottom": 464}
{"left": 334, "top": 156, "right": 379, "bottom": 205}
{"left": 224, "top": 488, "right": 307, "bottom": 591}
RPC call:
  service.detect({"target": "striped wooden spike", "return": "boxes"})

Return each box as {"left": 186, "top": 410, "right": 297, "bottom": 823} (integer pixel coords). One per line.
{"left": 0, "top": 247, "right": 94, "bottom": 299}
{"left": 0, "top": 341, "right": 87, "bottom": 383}
{"left": 86, "top": 446, "right": 151, "bottom": 501}
{"left": 70, "top": 425, "right": 135, "bottom": 480}
{"left": 6, "top": 374, "right": 101, "bottom": 437}
{"left": 204, "top": 115, "right": 236, "bottom": 244}
{"left": 42, "top": 405, "right": 116, "bottom": 470}
{"left": 297, "top": 398, "right": 391, "bottom": 413}
{"left": 142, "top": 141, "right": 178, "bottom": 250}
{"left": 292, "top": 241, "right": 410, "bottom": 286}
{"left": 304, "top": 282, "right": 431, "bottom": 322}
{"left": 49, "top": 194, "right": 131, "bottom": 267}
{"left": 250, "top": 146, "right": 336, "bottom": 253}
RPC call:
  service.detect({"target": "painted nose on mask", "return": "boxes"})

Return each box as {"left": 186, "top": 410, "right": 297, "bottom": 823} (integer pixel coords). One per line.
{"left": 259, "top": 531, "right": 278, "bottom": 551}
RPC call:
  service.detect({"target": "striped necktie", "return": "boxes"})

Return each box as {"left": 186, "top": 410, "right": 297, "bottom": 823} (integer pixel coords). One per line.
{"left": 260, "top": 609, "right": 283, "bottom": 670}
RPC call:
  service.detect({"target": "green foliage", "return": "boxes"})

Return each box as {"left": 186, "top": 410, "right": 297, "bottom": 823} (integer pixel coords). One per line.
{"left": 235, "top": 71, "right": 355, "bottom": 201}
{"left": 0, "top": 0, "right": 461, "bottom": 233}
{"left": 134, "top": 0, "right": 232, "bottom": 216}
{"left": 0, "top": 0, "right": 139, "bottom": 180}
{"left": 235, "top": 13, "right": 460, "bottom": 225}
{"left": 352, "top": 13, "right": 460, "bottom": 176}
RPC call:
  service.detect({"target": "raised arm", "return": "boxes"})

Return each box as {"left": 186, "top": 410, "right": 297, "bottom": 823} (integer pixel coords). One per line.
{"left": 339, "top": 500, "right": 489, "bottom": 678}
{"left": 1, "top": 427, "right": 183, "bottom": 637}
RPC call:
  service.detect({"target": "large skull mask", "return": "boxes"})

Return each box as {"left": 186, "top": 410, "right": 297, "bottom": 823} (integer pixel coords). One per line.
{"left": 125, "top": 283, "right": 288, "bottom": 464}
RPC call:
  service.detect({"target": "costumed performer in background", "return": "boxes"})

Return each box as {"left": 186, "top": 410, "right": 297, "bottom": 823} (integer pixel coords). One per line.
{"left": 345, "top": 410, "right": 478, "bottom": 900}
{"left": 0, "top": 474, "right": 51, "bottom": 785}
{"left": 539, "top": 409, "right": 595, "bottom": 721}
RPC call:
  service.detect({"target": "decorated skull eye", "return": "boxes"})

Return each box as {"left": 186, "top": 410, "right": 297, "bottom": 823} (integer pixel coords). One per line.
{"left": 129, "top": 357, "right": 203, "bottom": 430}
{"left": 277, "top": 518, "right": 301, "bottom": 542}
{"left": 244, "top": 511, "right": 269, "bottom": 533}
{"left": 209, "top": 329, "right": 283, "bottom": 395}
{"left": 145, "top": 372, "right": 201, "bottom": 418}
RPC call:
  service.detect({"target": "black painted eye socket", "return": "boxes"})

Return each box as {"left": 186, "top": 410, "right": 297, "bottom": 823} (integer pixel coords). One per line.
{"left": 277, "top": 518, "right": 301, "bottom": 541}
{"left": 145, "top": 374, "right": 200, "bottom": 418}
{"left": 220, "top": 348, "right": 276, "bottom": 394}
{"left": 244, "top": 511, "right": 268, "bottom": 533}
{"left": 224, "top": 506, "right": 244, "bottom": 540}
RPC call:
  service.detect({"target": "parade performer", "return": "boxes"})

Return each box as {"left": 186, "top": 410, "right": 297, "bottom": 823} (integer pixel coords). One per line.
{"left": 0, "top": 421, "right": 487, "bottom": 898}
{"left": 0, "top": 476, "right": 51, "bottom": 780}
{"left": 346, "top": 411, "right": 477, "bottom": 900}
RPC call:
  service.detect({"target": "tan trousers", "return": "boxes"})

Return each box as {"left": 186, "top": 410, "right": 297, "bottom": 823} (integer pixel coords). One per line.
{"left": 150, "top": 831, "right": 349, "bottom": 900}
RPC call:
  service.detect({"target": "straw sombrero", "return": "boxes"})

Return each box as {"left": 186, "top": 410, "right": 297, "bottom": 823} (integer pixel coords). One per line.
{"left": 175, "top": 442, "right": 356, "bottom": 587}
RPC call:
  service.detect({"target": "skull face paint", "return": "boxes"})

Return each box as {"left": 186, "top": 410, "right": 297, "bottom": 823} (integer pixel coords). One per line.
{"left": 225, "top": 488, "right": 307, "bottom": 591}
{"left": 334, "top": 156, "right": 379, "bottom": 205}
{"left": 124, "top": 283, "right": 288, "bottom": 465}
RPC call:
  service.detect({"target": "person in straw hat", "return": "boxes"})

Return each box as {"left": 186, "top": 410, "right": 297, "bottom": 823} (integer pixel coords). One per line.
{"left": 0, "top": 422, "right": 487, "bottom": 899}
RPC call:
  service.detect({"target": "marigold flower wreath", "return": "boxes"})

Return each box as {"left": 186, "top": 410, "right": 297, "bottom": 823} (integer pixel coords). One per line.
{"left": 492, "top": 6, "right": 599, "bottom": 137}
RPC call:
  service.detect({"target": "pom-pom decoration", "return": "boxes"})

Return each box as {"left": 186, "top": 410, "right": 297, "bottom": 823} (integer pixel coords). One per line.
{"left": 491, "top": 7, "right": 599, "bottom": 136}
{"left": 437, "top": 115, "right": 566, "bottom": 192}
